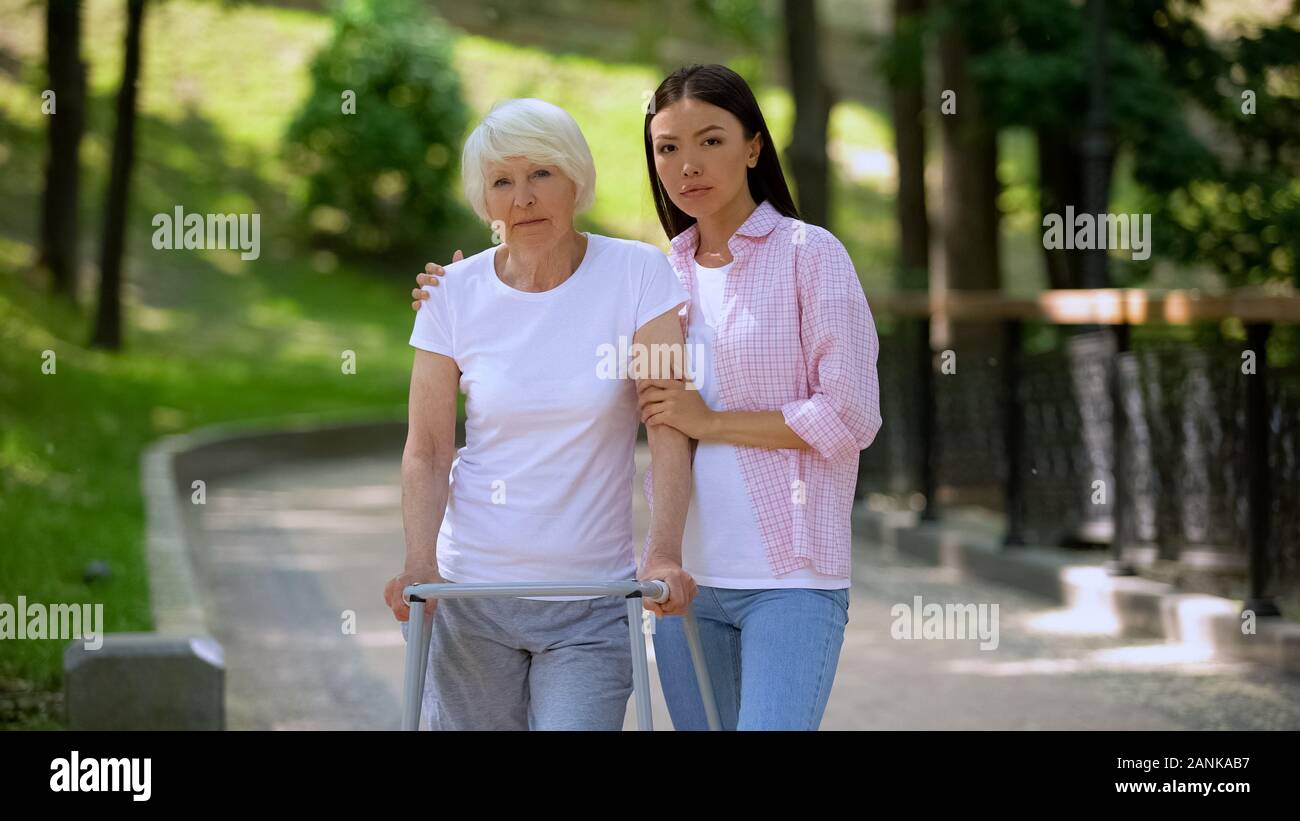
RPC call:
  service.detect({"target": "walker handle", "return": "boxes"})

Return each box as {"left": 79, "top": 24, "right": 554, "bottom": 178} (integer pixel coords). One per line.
{"left": 644, "top": 579, "right": 670, "bottom": 604}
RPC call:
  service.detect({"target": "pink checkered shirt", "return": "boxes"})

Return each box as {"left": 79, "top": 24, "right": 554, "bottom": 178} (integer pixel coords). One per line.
{"left": 643, "top": 200, "right": 882, "bottom": 578}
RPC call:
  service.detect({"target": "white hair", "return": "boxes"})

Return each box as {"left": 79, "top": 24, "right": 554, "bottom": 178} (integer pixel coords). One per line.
{"left": 460, "top": 98, "right": 597, "bottom": 224}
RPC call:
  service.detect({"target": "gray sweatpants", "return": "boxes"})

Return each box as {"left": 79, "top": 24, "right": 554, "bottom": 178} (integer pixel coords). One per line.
{"left": 400, "top": 593, "right": 633, "bottom": 730}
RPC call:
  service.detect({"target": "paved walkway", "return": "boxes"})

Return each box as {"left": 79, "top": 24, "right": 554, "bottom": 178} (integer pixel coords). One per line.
{"left": 184, "top": 446, "right": 1300, "bottom": 730}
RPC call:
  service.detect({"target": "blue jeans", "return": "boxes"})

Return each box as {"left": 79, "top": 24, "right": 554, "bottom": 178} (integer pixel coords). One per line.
{"left": 651, "top": 586, "right": 849, "bottom": 730}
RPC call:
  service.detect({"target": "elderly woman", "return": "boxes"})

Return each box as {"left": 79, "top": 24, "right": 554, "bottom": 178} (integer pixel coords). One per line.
{"left": 382, "top": 98, "right": 698, "bottom": 730}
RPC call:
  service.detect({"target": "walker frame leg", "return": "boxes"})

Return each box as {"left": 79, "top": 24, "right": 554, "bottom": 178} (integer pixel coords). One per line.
{"left": 626, "top": 595, "right": 654, "bottom": 731}
{"left": 401, "top": 599, "right": 432, "bottom": 731}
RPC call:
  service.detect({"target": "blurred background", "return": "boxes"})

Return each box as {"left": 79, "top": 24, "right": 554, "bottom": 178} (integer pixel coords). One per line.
{"left": 1, "top": 0, "right": 1298, "bottom": 730}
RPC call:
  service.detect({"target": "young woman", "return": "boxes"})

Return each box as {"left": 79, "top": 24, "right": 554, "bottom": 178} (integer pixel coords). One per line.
{"left": 413, "top": 65, "right": 881, "bottom": 730}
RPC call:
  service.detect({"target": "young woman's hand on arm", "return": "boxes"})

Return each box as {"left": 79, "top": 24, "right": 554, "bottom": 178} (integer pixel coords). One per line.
{"left": 410, "top": 249, "right": 464, "bottom": 310}
{"left": 638, "top": 379, "right": 811, "bottom": 450}
{"left": 383, "top": 349, "right": 461, "bottom": 623}
{"left": 634, "top": 306, "right": 699, "bottom": 618}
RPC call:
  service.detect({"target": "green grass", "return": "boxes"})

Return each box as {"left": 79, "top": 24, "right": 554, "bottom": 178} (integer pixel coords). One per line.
{"left": 0, "top": 0, "right": 423, "bottom": 728}
{"left": 0, "top": 254, "right": 418, "bottom": 728}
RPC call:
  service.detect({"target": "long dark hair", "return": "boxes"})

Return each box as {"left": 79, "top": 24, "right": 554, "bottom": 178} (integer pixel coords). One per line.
{"left": 644, "top": 64, "right": 800, "bottom": 241}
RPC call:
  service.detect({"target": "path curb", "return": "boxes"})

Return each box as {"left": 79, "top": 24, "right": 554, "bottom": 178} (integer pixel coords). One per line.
{"left": 852, "top": 505, "right": 1300, "bottom": 676}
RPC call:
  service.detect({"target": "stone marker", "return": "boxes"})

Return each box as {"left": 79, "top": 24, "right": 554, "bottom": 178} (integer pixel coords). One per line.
{"left": 64, "top": 633, "right": 224, "bottom": 730}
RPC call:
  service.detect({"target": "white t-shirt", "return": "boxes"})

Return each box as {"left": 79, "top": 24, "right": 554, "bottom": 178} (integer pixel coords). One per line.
{"left": 681, "top": 260, "right": 849, "bottom": 589}
{"left": 408, "top": 233, "right": 687, "bottom": 600}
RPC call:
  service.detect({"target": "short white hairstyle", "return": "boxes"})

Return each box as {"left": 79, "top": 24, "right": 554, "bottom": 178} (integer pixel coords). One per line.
{"left": 461, "top": 98, "right": 597, "bottom": 224}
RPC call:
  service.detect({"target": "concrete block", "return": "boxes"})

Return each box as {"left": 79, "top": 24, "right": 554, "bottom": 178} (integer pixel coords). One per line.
{"left": 64, "top": 633, "right": 224, "bottom": 730}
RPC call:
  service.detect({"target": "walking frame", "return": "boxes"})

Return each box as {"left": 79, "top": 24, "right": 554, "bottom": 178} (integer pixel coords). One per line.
{"left": 402, "top": 579, "right": 722, "bottom": 731}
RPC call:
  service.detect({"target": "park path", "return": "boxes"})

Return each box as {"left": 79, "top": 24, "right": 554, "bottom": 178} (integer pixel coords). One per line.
{"left": 183, "top": 446, "right": 1300, "bottom": 730}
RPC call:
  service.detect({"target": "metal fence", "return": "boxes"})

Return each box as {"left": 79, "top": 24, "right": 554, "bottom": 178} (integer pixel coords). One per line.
{"left": 857, "top": 290, "right": 1300, "bottom": 613}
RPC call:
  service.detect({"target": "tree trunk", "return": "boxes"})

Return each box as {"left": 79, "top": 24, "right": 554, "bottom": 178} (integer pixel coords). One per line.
{"left": 938, "top": 22, "right": 1000, "bottom": 294}
{"left": 783, "top": 0, "right": 831, "bottom": 227}
{"left": 38, "top": 0, "right": 86, "bottom": 299}
{"left": 1080, "top": 0, "right": 1113, "bottom": 290}
{"left": 890, "top": 0, "right": 929, "bottom": 291}
{"left": 91, "top": 0, "right": 146, "bottom": 351}
{"left": 1036, "top": 126, "right": 1084, "bottom": 289}
{"left": 936, "top": 11, "right": 1004, "bottom": 513}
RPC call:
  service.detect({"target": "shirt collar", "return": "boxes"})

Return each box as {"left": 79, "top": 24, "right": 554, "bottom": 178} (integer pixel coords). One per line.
{"left": 733, "top": 198, "right": 784, "bottom": 239}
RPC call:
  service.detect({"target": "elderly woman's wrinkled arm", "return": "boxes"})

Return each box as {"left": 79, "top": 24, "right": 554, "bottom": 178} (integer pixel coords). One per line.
{"left": 384, "top": 350, "right": 460, "bottom": 622}
{"left": 633, "top": 305, "right": 698, "bottom": 617}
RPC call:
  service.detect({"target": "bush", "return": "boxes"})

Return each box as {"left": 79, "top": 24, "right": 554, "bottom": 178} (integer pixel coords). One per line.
{"left": 285, "top": 0, "right": 470, "bottom": 257}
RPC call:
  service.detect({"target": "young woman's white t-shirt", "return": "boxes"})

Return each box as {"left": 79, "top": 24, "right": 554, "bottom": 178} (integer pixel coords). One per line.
{"left": 408, "top": 233, "right": 687, "bottom": 599}
{"left": 681, "top": 260, "right": 849, "bottom": 590}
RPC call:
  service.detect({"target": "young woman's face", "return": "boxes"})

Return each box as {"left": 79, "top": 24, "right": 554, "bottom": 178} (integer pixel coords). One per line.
{"left": 482, "top": 156, "right": 577, "bottom": 246}
{"left": 649, "top": 97, "right": 761, "bottom": 220}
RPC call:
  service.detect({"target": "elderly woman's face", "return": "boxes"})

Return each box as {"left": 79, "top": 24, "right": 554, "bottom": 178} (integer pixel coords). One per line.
{"left": 483, "top": 156, "right": 578, "bottom": 245}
